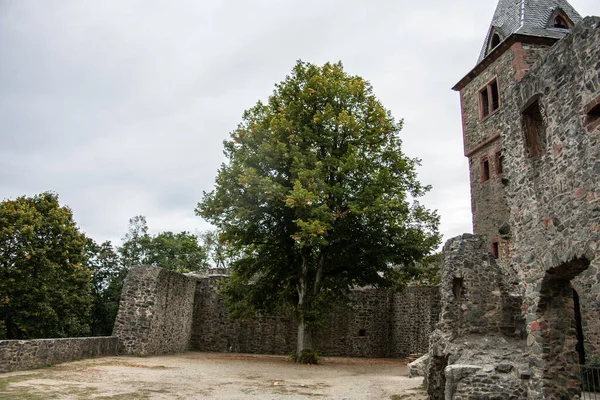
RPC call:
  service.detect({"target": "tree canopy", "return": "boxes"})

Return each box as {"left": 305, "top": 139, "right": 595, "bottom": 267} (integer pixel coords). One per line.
{"left": 85, "top": 239, "right": 125, "bottom": 336}
{"left": 0, "top": 192, "right": 92, "bottom": 339}
{"left": 197, "top": 61, "right": 440, "bottom": 362}
{"left": 118, "top": 215, "right": 208, "bottom": 273}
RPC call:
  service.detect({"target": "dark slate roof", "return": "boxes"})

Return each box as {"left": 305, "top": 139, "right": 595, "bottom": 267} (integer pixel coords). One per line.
{"left": 477, "top": 0, "right": 582, "bottom": 63}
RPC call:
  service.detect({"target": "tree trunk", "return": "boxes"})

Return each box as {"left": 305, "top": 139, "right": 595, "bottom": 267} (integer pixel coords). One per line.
{"left": 296, "top": 252, "right": 313, "bottom": 363}
{"left": 296, "top": 314, "right": 313, "bottom": 362}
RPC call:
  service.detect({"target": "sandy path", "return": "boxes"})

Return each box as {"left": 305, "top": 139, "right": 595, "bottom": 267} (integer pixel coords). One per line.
{"left": 0, "top": 352, "right": 427, "bottom": 399}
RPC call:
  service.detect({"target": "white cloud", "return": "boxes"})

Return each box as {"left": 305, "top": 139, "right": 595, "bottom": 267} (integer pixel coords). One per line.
{"left": 1, "top": 0, "right": 598, "bottom": 247}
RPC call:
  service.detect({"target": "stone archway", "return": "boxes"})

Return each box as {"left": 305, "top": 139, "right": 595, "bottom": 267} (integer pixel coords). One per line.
{"left": 529, "top": 257, "right": 590, "bottom": 399}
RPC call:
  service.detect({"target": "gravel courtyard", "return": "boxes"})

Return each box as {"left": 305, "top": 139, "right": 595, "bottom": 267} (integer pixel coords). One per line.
{"left": 0, "top": 352, "right": 427, "bottom": 399}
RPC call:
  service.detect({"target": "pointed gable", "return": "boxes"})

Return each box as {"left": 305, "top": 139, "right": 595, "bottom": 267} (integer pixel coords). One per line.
{"left": 477, "top": 0, "right": 582, "bottom": 63}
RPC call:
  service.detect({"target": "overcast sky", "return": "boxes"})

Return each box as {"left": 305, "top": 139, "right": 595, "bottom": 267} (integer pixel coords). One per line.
{"left": 1, "top": 0, "right": 598, "bottom": 248}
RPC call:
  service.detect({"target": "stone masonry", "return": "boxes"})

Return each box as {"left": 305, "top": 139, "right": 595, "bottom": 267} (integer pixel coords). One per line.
{"left": 114, "top": 267, "right": 440, "bottom": 359}
{"left": 426, "top": 235, "right": 529, "bottom": 399}
{"left": 113, "top": 266, "right": 197, "bottom": 356}
{"left": 0, "top": 336, "right": 118, "bottom": 373}
{"left": 432, "top": 6, "right": 600, "bottom": 399}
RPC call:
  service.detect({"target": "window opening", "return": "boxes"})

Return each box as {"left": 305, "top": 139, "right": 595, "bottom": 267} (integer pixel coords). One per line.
{"left": 452, "top": 278, "right": 463, "bottom": 300}
{"left": 522, "top": 100, "right": 546, "bottom": 157}
{"left": 481, "top": 158, "right": 490, "bottom": 181}
{"left": 584, "top": 100, "right": 600, "bottom": 133}
{"left": 548, "top": 9, "right": 574, "bottom": 29}
{"left": 495, "top": 151, "right": 503, "bottom": 174}
{"left": 491, "top": 241, "right": 499, "bottom": 259}
{"left": 479, "top": 79, "right": 500, "bottom": 119}
{"left": 491, "top": 33, "right": 501, "bottom": 49}
{"left": 481, "top": 88, "right": 489, "bottom": 117}
{"left": 490, "top": 81, "right": 499, "bottom": 111}
{"left": 554, "top": 16, "right": 568, "bottom": 29}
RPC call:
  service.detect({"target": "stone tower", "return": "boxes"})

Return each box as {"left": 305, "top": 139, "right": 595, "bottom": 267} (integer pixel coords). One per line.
{"left": 453, "top": 0, "right": 582, "bottom": 261}
{"left": 426, "top": 1, "right": 600, "bottom": 398}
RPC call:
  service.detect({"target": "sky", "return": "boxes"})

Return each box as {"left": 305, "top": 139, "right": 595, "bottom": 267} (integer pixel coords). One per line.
{"left": 1, "top": 0, "right": 598, "bottom": 248}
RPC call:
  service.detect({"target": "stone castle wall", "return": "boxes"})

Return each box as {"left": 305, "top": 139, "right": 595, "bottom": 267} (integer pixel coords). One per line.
{"left": 115, "top": 268, "right": 440, "bottom": 358}
{"left": 112, "top": 266, "right": 197, "bottom": 356}
{"left": 460, "top": 41, "right": 553, "bottom": 259}
{"left": 190, "top": 275, "right": 439, "bottom": 358}
{"left": 432, "top": 16, "right": 600, "bottom": 400}
{"left": 499, "top": 16, "right": 600, "bottom": 398}
{"left": 0, "top": 336, "right": 118, "bottom": 373}
{"left": 391, "top": 286, "right": 440, "bottom": 357}
{"left": 427, "top": 234, "right": 529, "bottom": 400}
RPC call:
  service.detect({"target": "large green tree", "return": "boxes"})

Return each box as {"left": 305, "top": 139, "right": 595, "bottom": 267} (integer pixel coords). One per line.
{"left": 0, "top": 192, "right": 92, "bottom": 339}
{"left": 198, "top": 61, "right": 440, "bottom": 362}
{"left": 118, "top": 216, "right": 208, "bottom": 273}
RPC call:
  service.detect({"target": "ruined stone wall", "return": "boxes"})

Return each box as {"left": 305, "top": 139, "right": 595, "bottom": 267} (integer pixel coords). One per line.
{"left": 497, "top": 16, "right": 600, "bottom": 398}
{"left": 0, "top": 336, "right": 118, "bottom": 373}
{"left": 113, "top": 266, "right": 197, "bottom": 356}
{"left": 189, "top": 275, "right": 296, "bottom": 355}
{"left": 427, "top": 234, "right": 529, "bottom": 400}
{"left": 436, "top": 16, "right": 600, "bottom": 400}
{"left": 190, "top": 276, "right": 439, "bottom": 358}
{"left": 391, "top": 286, "right": 440, "bottom": 357}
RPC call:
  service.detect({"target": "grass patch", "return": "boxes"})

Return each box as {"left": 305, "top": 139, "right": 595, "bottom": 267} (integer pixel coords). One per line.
{"left": 0, "top": 380, "right": 97, "bottom": 400}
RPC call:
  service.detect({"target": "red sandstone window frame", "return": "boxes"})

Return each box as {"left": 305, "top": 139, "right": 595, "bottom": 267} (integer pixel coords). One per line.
{"left": 480, "top": 156, "right": 491, "bottom": 183}
{"left": 478, "top": 77, "right": 501, "bottom": 120}
{"left": 584, "top": 95, "right": 600, "bottom": 133}
{"left": 491, "top": 240, "right": 499, "bottom": 260}
{"left": 495, "top": 150, "right": 503, "bottom": 175}
{"left": 522, "top": 98, "right": 547, "bottom": 158}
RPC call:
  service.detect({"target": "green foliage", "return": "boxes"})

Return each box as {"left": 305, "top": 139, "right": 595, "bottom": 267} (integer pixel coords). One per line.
{"left": 409, "top": 252, "right": 443, "bottom": 286}
{"left": 297, "top": 349, "right": 320, "bottom": 364}
{"left": 197, "top": 60, "right": 440, "bottom": 358}
{"left": 85, "top": 239, "right": 126, "bottom": 336}
{"left": 118, "top": 216, "right": 208, "bottom": 273}
{"left": 0, "top": 192, "right": 92, "bottom": 339}
{"left": 199, "top": 229, "right": 239, "bottom": 269}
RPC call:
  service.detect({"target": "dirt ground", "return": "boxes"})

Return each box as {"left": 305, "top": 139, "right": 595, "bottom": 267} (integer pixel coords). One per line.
{"left": 0, "top": 352, "right": 427, "bottom": 399}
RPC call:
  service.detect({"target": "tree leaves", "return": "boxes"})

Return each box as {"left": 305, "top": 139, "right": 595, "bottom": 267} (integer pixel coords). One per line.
{"left": 117, "top": 216, "right": 208, "bottom": 273}
{"left": 197, "top": 60, "right": 441, "bottom": 335}
{"left": 0, "top": 192, "right": 91, "bottom": 339}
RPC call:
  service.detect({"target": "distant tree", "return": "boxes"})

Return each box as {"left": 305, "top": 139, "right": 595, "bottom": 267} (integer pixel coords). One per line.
{"left": 85, "top": 239, "right": 125, "bottom": 336}
{"left": 199, "top": 229, "right": 239, "bottom": 269}
{"left": 118, "top": 216, "right": 208, "bottom": 273}
{"left": 118, "top": 215, "right": 151, "bottom": 269}
{"left": 0, "top": 192, "right": 92, "bottom": 339}
{"left": 197, "top": 61, "right": 440, "bottom": 362}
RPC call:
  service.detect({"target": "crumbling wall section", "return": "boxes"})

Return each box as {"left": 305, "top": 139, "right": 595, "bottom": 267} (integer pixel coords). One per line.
{"left": 113, "top": 266, "right": 197, "bottom": 356}
{"left": 427, "top": 234, "right": 528, "bottom": 400}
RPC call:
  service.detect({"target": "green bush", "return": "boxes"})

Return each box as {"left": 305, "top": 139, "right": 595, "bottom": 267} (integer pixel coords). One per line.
{"left": 297, "top": 349, "right": 320, "bottom": 365}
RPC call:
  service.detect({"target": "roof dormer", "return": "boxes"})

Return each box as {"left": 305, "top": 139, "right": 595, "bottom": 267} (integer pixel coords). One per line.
{"left": 486, "top": 27, "right": 504, "bottom": 57}
{"left": 547, "top": 8, "right": 575, "bottom": 29}
{"left": 475, "top": 0, "right": 582, "bottom": 64}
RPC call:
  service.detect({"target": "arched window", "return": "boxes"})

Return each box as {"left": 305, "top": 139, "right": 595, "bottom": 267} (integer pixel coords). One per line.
{"left": 554, "top": 16, "right": 568, "bottom": 29}
{"left": 547, "top": 9, "right": 574, "bottom": 30}
{"left": 491, "top": 33, "right": 501, "bottom": 48}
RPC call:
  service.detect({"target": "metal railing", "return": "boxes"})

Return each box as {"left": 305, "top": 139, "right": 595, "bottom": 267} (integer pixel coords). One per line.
{"left": 581, "top": 365, "right": 600, "bottom": 400}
